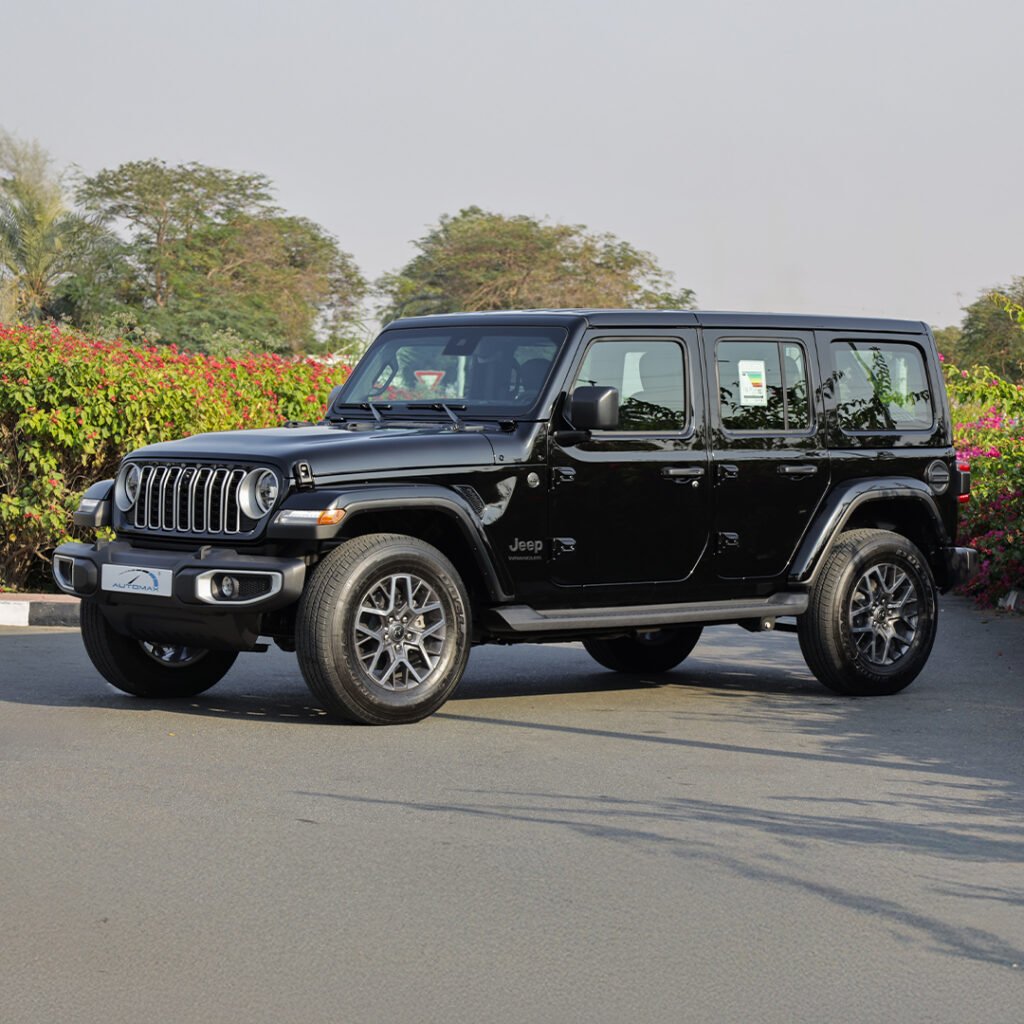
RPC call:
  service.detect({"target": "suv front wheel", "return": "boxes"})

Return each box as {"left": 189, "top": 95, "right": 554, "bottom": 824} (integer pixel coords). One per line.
{"left": 296, "top": 533, "right": 471, "bottom": 724}
{"left": 798, "top": 528, "right": 937, "bottom": 696}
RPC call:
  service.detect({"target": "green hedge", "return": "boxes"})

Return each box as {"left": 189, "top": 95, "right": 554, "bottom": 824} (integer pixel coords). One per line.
{"left": 0, "top": 323, "right": 345, "bottom": 590}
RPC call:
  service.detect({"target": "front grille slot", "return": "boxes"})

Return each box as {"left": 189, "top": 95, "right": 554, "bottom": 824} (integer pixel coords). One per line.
{"left": 131, "top": 463, "right": 250, "bottom": 536}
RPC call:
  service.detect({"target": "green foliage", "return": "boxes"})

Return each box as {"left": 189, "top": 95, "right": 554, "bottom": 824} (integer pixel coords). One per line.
{"left": 957, "top": 281, "right": 1024, "bottom": 381}
{"left": 0, "top": 129, "right": 110, "bottom": 322}
{"left": 377, "top": 206, "right": 695, "bottom": 322}
{"left": 931, "top": 324, "right": 961, "bottom": 364}
{"left": 76, "top": 159, "right": 367, "bottom": 353}
{"left": 0, "top": 323, "right": 346, "bottom": 590}
{"left": 944, "top": 362, "right": 1024, "bottom": 607}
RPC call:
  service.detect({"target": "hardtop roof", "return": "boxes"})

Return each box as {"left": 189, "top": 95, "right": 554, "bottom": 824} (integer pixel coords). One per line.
{"left": 384, "top": 309, "right": 927, "bottom": 334}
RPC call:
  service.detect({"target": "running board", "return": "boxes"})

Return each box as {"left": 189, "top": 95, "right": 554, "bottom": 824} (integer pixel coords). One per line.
{"left": 491, "top": 593, "right": 808, "bottom": 633}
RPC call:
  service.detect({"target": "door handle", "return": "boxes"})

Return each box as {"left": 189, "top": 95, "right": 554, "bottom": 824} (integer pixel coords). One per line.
{"left": 662, "top": 467, "right": 706, "bottom": 478}
{"left": 778, "top": 464, "right": 818, "bottom": 476}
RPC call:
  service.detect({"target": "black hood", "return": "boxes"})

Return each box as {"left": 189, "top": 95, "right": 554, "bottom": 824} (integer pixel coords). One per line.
{"left": 129, "top": 423, "right": 498, "bottom": 480}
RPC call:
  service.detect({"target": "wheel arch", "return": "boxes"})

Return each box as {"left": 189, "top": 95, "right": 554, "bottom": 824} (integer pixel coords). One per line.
{"left": 791, "top": 478, "right": 952, "bottom": 589}
{"left": 284, "top": 484, "right": 513, "bottom": 606}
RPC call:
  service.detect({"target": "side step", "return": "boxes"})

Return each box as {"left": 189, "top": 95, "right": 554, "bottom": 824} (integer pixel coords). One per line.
{"left": 491, "top": 593, "right": 808, "bottom": 633}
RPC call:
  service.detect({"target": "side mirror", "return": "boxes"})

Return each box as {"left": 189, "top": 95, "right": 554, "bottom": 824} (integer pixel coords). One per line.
{"left": 569, "top": 386, "right": 619, "bottom": 431}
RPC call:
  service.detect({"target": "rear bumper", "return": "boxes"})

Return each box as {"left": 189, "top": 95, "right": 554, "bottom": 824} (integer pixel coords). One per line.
{"left": 944, "top": 546, "right": 979, "bottom": 588}
{"left": 52, "top": 540, "right": 306, "bottom": 651}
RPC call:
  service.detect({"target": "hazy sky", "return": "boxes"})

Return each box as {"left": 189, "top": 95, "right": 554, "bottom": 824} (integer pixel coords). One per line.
{"left": 4, "top": 0, "right": 1021, "bottom": 326}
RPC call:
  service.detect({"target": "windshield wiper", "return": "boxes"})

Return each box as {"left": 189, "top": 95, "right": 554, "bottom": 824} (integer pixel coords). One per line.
{"left": 331, "top": 402, "right": 392, "bottom": 425}
{"left": 405, "top": 402, "right": 467, "bottom": 431}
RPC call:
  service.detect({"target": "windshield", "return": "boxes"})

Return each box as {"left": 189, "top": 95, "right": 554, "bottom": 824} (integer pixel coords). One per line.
{"left": 338, "top": 327, "right": 567, "bottom": 415}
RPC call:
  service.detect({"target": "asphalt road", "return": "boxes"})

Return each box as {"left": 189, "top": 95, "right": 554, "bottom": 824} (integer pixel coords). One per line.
{"left": 1, "top": 597, "right": 1021, "bottom": 1024}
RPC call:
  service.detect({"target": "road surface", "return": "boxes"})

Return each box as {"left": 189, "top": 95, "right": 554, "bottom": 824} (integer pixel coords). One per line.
{"left": 1, "top": 597, "right": 1021, "bottom": 1023}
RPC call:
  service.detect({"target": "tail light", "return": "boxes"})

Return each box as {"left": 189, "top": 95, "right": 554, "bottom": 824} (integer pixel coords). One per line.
{"left": 957, "top": 461, "right": 971, "bottom": 504}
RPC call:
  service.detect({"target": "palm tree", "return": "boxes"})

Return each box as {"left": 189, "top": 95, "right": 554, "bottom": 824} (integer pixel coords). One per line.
{"left": 0, "top": 130, "right": 91, "bottom": 322}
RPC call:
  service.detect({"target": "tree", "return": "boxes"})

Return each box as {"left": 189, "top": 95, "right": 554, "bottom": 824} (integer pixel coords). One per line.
{"left": 931, "top": 324, "right": 962, "bottom": 364}
{"left": 76, "top": 160, "right": 366, "bottom": 352}
{"left": 76, "top": 159, "right": 274, "bottom": 311}
{"left": 376, "top": 206, "right": 695, "bottom": 322}
{"left": 958, "top": 280, "right": 1024, "bottom": 380}
{"left": 0, "top": 129, "right": 101, "bottom": 322}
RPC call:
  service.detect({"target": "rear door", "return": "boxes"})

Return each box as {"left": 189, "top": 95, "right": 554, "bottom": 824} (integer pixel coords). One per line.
{"left": 548, "top": 329, "right": 710, "bottom": 589}
{"left": 703, "top": 329, "right": 830, "bottom": 579}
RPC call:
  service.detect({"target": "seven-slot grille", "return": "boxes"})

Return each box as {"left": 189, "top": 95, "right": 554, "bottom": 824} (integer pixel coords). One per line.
{"left": 128, "top": 464, "right": 255, "bottom": 535}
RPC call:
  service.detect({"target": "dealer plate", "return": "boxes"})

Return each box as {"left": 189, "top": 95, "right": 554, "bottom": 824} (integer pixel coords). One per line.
{"left": 101, "top": 564, "right": 173, "bottom": 598}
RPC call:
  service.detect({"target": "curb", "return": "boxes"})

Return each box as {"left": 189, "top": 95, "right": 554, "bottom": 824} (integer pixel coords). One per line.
{"left": 0, "top": 594, "right": 80, "bottom": 627}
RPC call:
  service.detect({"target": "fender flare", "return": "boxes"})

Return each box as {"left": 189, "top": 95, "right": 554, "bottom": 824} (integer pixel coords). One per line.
{"left": 73, "top": 478, "right": 115, "bottom": 529}
{"left": 789, "top": 477, "right": 950, "bottom": 584}
{"left": 267, "top": 483, "right": 512, "bottom": 601}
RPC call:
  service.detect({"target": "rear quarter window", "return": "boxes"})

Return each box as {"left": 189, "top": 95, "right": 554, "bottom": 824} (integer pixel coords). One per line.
{"left": 831, "top": 340, "right": 933, "bottom": 432}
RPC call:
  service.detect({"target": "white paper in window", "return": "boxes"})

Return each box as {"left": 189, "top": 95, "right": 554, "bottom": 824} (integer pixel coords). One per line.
{"left": 738, "top": 360, "right": 767, "bottom": 407}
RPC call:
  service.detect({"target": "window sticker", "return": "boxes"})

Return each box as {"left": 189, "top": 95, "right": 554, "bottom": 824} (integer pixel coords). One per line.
{"left": 738, "top": 360, "right": 767, "bottom": 407}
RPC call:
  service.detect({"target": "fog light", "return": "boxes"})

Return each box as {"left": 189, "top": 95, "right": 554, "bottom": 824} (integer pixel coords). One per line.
{"left": 220, "top": 575, "right": 239, "bottom": 599}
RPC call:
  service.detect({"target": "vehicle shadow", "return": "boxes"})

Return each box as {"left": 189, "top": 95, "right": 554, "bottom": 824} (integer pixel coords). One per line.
{"left": 294, "top": 784, "right": 1024, "bottom": 968}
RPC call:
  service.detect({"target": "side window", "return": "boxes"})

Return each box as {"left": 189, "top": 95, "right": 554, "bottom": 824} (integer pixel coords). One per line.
{"left": 717, "top": 340, "right": 811, "bottom": 432}
{"left": 831, "top": 341, "right": 932, "bottom": 431}
{"left": 574, "top": 339, "right": 686, "bottom": 431}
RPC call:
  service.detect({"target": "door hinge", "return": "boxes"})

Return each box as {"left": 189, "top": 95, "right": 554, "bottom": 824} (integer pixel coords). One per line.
{"left": 552, "top": 467, "right": 577, "bottom": 488}
{"left": 717, "top": 463, "right": 739, "bottom": 482}
{"left": 551, "top": 537, "right": 576, "bottom": 557}
{"left": 717, "top": 531, "right": 740, "bottom": 552}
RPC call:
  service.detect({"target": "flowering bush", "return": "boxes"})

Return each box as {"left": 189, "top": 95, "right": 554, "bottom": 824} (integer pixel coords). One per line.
{"left": 945, "top": 362, "right": 1024, "bottom": 608}
{"left": 0, "top": 323, "right": 346, "bottom": 590}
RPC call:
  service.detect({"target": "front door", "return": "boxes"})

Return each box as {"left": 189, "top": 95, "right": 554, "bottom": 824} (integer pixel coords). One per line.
{"left": 703, "top": 329, "right": 830, "bottom": 579}
{"left": 548, "top": 330, "right": 710, "bottom": 590}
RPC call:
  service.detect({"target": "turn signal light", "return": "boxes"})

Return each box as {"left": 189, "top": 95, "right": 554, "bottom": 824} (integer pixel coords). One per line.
{"left": 317, "top": 509, "right": 346, "bottom": 526}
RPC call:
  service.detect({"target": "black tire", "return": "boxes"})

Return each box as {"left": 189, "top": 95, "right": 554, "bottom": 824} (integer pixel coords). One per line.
{"left": 79, "top": 601, "right": 237, "bottom": 698}
{"left": 583, "top": 626, "right": 704, "bottom": 674}
{"left": 798, "top": 528, "right": 937, "bottom": 696}
{"left": 296, "top": 533, "right": 471, "bottom": 724}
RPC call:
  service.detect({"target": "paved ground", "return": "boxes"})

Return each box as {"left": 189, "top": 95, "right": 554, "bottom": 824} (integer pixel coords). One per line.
{"left": 1, "top": 597, "right": 1021, "bottom": 1023}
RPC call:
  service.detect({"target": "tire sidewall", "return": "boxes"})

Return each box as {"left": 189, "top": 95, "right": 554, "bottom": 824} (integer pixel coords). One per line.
{"left": 831, "top": 536, "right": 937, "bottom": 688}
{"left": 321, "top": 541, "right": 470, "bottom": 721}
{"left": 584, "top": 625, "right": 703, "bottom": 674}
{"left": 80, "top": 601, "right": 236, "bottom": 698}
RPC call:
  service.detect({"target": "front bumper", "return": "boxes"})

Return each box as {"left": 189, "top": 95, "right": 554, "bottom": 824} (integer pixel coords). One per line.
{"left": 53, "top": 540, "right": 306, "bottom": 651}
{"left": 944, "top": 546, "right": 979, "bottom": 588}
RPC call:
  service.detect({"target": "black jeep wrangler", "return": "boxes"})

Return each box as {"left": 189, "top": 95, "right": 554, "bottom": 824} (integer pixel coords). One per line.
{"left": 53, "top": 310, "right": 977, "bottom": 724}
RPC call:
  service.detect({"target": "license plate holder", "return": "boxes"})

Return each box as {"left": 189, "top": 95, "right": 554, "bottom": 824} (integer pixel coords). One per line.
{"left": 101, "top": 564, "right": 174, "bottom": 598}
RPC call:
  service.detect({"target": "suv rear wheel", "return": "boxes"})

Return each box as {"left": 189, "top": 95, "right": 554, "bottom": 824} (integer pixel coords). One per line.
{"left": 296, "top": 533, "right": 471, "bottom": 724}
{"left": 799, "top": 529, "right": 937, "bottom": 696}
{"left": 80, "top": 602, "right": 237, "bottom": 698}
{"left": 583, "top": 625, "right": 704, "bottom": 674}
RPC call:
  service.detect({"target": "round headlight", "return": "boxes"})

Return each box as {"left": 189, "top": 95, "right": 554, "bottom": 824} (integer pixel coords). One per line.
{"left": 115, "top": 463, "right": 142, "bottom": 512}
{"left": 254, "top": 470, "right": 279, "bottom": 514}
{"left": 240, "top": 468, "right": 279, "bottom": 519}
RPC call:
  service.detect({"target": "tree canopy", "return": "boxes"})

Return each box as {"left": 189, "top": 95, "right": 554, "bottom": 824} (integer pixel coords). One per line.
{"left": 376, "top": 207, "right": 695, "bottom": 322}
{"left": 76, "top": 159, "right": 366, "bottom": 353}
{"left": 959, "top": 280, "right": 1024, "bottom": 380}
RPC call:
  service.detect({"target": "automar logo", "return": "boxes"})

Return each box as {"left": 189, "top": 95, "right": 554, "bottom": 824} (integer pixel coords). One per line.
{"left": 109, "top": 568, "right": 161, "bottom": 594}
